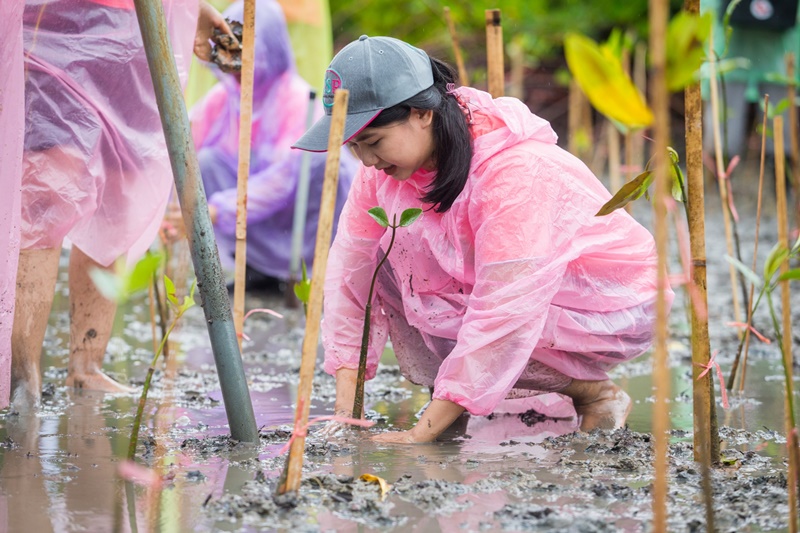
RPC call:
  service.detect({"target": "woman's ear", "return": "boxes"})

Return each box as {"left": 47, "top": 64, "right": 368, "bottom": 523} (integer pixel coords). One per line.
{"left": 414, "top": 108, "right": 434, "bottom": 128}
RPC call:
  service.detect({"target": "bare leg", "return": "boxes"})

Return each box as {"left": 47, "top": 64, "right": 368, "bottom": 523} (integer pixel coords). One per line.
{"left": 560, "top": 379, "right": 632, "bottom": 431}
{"left": 65, "top": 246, "right": 134, "bottom": 393}
{"left": 11, "top": 247, "right": 62, "bottom": 410}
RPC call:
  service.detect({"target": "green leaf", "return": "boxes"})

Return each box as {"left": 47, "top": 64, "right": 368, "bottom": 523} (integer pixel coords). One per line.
{"left": 668, "top": 148, "right": 686, "bottom": 203}
{"left": 398, "top": 208, "right": 423, "bottom": 227}
{"left": 294, "top": 260, "right": 311, "bottom": 304}
{"left": 777, "top": 268, "right": 800, "bottom": 282}
{"left": 368, "top": 207, "right": 390, "bottom": 228}
{"left": 564, "top": 33, "right": 653, "bottom": 129}
{"left": 180, "top": 280, "right": 198, "bottom": 313}
{"left": 596, "top": 171, "right": 654, "bottom": 216}
{"left": 665, "top": 11, "right": 712, "bottom": 92}
{"left": 764, "top": 242, "right": 790, "bottom": 282}
{"left": 127, "top": 252, "right": 163, "bottom": 295}
{"left": 724, "top": 255, "right": 763, "bottom": 288}
{"left": 90, "top": 268, "right": 124, "bottom": 302}
{"left": 164, "top": 275, "right": 179, "bottom": 307}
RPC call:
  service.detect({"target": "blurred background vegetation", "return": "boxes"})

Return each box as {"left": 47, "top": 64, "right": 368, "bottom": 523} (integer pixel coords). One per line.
{"left": 329, "top": 0, "right": 685, "bottom": 146}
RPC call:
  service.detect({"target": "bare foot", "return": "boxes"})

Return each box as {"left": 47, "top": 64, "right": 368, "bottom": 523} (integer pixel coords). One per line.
{"left": 560, "top": 379, "right": 632, "bottom": 431}
{"left": 66, "top": 371, "right": 136, "bottom": 394}
{"left": 10, "top": 381, "right": 41, "bottom": 412}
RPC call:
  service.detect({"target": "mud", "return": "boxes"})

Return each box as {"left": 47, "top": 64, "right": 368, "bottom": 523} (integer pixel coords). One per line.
{"left": 1, "top": 161, "right": 799, "bottom": 531}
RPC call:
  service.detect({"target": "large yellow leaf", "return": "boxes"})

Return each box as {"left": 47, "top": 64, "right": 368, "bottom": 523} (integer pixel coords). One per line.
{"left": 564, "top": 33, "right": 653, "bottom": 129}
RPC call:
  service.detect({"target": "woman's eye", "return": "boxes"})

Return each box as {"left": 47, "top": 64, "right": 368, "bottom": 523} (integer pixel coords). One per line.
{"left": 368, "top": 139, "right": 380, "bottom": 147}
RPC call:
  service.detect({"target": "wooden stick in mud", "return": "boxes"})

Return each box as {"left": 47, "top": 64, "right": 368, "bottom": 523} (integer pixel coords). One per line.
{"left": 485, "top": 9, "right": 503, "bottom": 98}
{"left": 443, "top": 7, "right": 469, "bottom": 86}
{"left": 775, "top": 115, "right": 799, "bottom": 532}
{"left": 607, "top": 121, "right": 622, "bottom": 197}
{"left": 730, "top": 96, "right": 769, "bottom": 392}
{"left": 633, "top": 41, "right": 647, "bottom": 180}
{"left": 707, "top": 25, "right": 744, "bottom": 327}
{"left": 649, "top": 0, "right": 670, "bottom": 531}
{"left": 787, "top": 53, "right": 800, "bottom": 228}
{"left": 278, "top": 89, "right": 349, "bottom": 495}
{"left": 233, "top": 0, "right": 257, "bottom": 347}
{"left": 683, "top": 1, "right": 717, "bottom": 528}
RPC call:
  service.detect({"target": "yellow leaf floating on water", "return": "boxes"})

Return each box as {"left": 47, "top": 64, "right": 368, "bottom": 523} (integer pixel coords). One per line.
{"left": 564, "top": 33, "right": 653, "bottom": 130}
{"left": 359, "top": 473, "right": 391, "bottom": 500}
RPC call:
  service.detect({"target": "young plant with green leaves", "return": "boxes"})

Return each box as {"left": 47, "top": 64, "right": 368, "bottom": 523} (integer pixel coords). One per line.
{"left": 352, "top": 206, "right": 422, "bottom": 419}
{"left": 128, "top": 277, "right": 197, "bottom": 460}
{"left": 293, "top": 260, "right": 311, "bottom": 317}
{"left": 726, "top": 235, "right": 800, "bottom": 430}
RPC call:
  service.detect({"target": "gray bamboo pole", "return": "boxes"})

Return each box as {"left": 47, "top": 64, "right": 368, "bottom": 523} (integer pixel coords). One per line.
{"left": 233, "top": 0, "right": 256, "bottom": 347}
{"left": 649, "top": 0, "right": 670, "bottom": 530}
{"left": 278, "top": 89, "right": 349, "bottom": 494}
{"left": 132, "top": 0, "right": 257, "bottom": 442}
{"left": 775, "top": 115, "right": 799, "bottom": 532}
{"left": 444, "top": 7, "right": 469, "bottom": 86}
{"left": 485, "top": 9, "right": 504, "bottom": 98}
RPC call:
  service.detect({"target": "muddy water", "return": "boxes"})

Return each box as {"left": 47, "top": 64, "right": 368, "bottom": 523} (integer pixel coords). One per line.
{"left": 1, "top": 167, "right": 799, "bottom": 532}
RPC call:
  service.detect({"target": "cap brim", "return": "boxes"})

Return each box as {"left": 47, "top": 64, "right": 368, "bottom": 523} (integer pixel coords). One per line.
{"left": 292, "top": 108, "right": 382, "bottom": 152}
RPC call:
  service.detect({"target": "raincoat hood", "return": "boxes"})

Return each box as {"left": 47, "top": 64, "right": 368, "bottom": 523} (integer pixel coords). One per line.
{"left": 455, "top": 87, "right": 559, "bottom": 170}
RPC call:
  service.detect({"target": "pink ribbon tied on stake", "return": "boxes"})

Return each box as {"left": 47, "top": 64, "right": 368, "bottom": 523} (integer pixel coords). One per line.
{"left": 694, "top": 349, "right": 729, "bottom": 409}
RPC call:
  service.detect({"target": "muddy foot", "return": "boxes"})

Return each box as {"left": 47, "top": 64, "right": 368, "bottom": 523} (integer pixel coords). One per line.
{"left": 66, "top": 371, "right": 136, "bottom": 394}
{"left": 573, "top": 386, "right": 632, "bottom": 431}
{"left": 10, "top": 383, "right": 41, "bottom": 413}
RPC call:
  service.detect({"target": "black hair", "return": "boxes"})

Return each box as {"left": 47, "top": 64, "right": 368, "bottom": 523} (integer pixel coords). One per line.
{"left": 369, "top": 57, "right": 473, "bottom": 213}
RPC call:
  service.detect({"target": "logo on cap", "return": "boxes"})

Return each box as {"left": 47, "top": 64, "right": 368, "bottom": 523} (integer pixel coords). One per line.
{"left": 323, "top": 69, "right": 342, "bottom": 108}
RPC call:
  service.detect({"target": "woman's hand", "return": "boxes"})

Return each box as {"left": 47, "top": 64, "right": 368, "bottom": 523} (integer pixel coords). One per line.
{"left": 162, "top": 204, "right": 217, "bottom": 243}
{"left": 194, "top": 1, "right": 238, "bottom": 61}
{"left": 370, "top": 399, "right": 466, "bottom": 444}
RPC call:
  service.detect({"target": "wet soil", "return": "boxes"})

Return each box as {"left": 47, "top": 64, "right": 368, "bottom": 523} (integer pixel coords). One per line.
{"left": 1, "top": 160, "right": 799, "bottom": 531}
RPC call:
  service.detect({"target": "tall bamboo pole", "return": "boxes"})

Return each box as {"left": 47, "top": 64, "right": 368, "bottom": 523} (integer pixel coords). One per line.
{"left": 684, "top": 2, "right": 717, "bottom": 529}
{"left": 233, "top": 0, "right": 256, "bottom": 347}
{"left": 278, "top": 89, "right": 349, "bottom": 494}
{"left": 775, "top": 115, "right": 799, "bottom": 532}
{"left": 787, "top": 54, "right": 800, "bottom": 228}
{"left": 649, "top": 1, "right": 670, "bottom": 531}
{"left": 707, "top": 25, "right": 743, "bottom": 326}
{"left": 485, "top": 9, "right": 503, "bottom": 98}
{"left": 444, "top": 7, "right": 469, "bottom": 86}
{"left": 634, "top": 42, "right": 647, "bottom": 170}
{"left": 607, "top": 121, "right": 622, "bottom": 196}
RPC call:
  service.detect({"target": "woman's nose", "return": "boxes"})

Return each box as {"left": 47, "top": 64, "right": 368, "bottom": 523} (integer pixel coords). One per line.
{"left": 359, "top": 150, "right": 379, "bottom": 168}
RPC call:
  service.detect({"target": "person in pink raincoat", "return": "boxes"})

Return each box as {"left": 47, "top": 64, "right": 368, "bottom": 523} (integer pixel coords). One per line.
{"left": 293, "top": 36, "right": 672, "bottom": 443}
{"left": 0, "top": 0, "right": 25, "bottom": 410}
{"left": 10, "top": 0, "right": 235, "bottom": 410}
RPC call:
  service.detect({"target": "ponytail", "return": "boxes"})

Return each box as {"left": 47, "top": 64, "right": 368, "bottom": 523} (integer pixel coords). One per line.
{"left": 369, "top": 57, "right": 473, "bottom": 213}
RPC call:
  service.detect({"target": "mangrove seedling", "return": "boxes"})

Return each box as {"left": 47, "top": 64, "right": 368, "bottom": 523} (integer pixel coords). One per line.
{"left": 352, "top": 206, "right": 422, "bottom": 419}
{"left": 128, "top": 276, "right": 197, "bottom": 460}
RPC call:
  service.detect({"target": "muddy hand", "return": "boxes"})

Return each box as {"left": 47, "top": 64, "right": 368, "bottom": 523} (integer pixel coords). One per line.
{"left": 194, "top": 0, "right": 238, "bottom": 61}
{"left": 371, "top": 430, "right": 421, "bottom": 444}
{"left": 162, "top": 203, "right": 186, "bottom": 243}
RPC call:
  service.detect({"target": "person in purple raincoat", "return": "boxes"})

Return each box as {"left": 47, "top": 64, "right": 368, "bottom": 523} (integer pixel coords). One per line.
{"left": 184, "top": 0, "right": 357, "bottom": 286}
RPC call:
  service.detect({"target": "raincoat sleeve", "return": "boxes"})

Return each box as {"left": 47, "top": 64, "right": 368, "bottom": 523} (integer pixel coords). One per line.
{"left": 321, "top": 166, "right": 389, "bottom": 379}
{"left": 190, "top": 84, "right": 227, "bottom": 148}
{"left": 432, "top": 150, "right": 596, "bottom": 416}
{"left": 207, "top": 155, "right": 297, "bottom": 236}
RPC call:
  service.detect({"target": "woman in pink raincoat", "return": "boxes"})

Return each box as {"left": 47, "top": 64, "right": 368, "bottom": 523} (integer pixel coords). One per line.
{"left": 293, "top": 36, "right": 671, "bottom": 443}
{"left": 10, "top": 0, "right": 234, "bottom": 410}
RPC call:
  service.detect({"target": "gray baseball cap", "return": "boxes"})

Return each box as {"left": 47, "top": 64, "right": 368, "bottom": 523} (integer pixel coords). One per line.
{"left": 292, "top": 35, "right": 434, "bottom": 152}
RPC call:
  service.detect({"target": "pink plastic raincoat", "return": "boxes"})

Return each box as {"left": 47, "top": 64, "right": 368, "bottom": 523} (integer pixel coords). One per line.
{"left": 0, "top": 0, "right": 25, "bottom": 408}
{"left": 322, "top": 87, "right": 671, "bottom": 416}
{"left": 20, "top": 0, "right": 198, "bottom": 267}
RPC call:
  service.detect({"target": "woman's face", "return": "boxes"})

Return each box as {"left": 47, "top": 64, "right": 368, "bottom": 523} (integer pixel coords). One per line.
{"left": 346, "top": 109, "right": 435, "bottom": 181}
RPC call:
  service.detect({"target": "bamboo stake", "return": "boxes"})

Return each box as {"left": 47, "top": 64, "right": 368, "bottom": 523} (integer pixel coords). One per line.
{"left": 622, "top": 48, "right": 634, "bottom": 214}
{"left": 607, "top": 121, "right": 622, "bottom": 195}
{"left": 775, "top": 115, "right": 799, "bottom": 532}
{"left": 634, "top": 42, "right": 647, "bottom": 169}
{"left": 443, "top": 7, "right": 469, "bottom": 86}
{"left": 684, "top": 1, "right": 717, "bottom": 528}
{"left": 707, "top": 25, "right": 743, "bottom": 326}
{"left": 485, "top": 9, "right": 503, "bottom": 98}
{"left": 787, "top": 53, "right": 800, "bottom": 228}
{"left": 730, "top": 96, "right": 769, "bottom": 392}
{"left": 233, "top": 0, "right": 257, "bottom": 348}
{"left": 649, "top": 1, "right": 670, "bottom": 531}
{"left": 509, "top": 38, "right": 525, "bottom": 100}
{"left": 278, "top": 89, "right": 349, "bottom": 495}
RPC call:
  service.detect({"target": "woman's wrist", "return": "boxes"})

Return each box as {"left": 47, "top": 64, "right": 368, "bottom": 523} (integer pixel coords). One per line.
{"left": 409, "top": 398, "right": 466, "bottom": 442}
